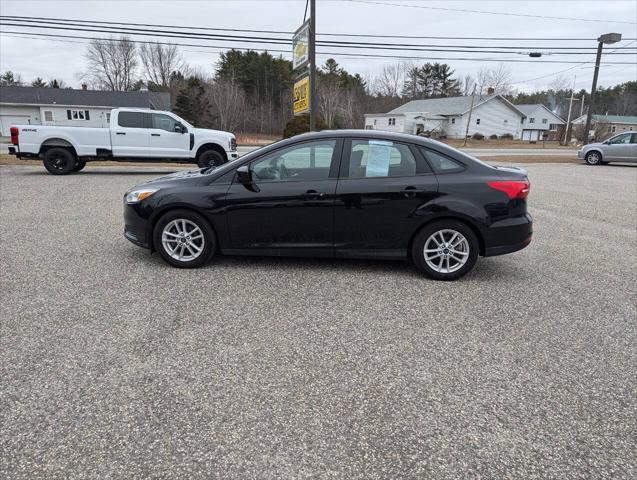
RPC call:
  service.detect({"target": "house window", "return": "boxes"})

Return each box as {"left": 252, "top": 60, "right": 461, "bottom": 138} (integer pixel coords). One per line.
{"left": 611, "top": 125, "right": 616, "bottom": 133}
{"left": 388, "top": 118, "right": 396, "bottom": 126}
{"left": 451, "top": 118, "right": 456, "bottom": 124}
{"left": 542, "top": 118, "right": 548, "bottom": 124}
{"left": 476, "top": 118, "right": 481, "bottom": 125}
{"left": 373, "top": 119, "right": 377, "bottom": 125}
{"left": 44, "top": 111, "right": 53, "bottom": 122}
{"left": 521, "top": 118, "right": 525, "bottom": 124}
{"left": 504, "top": 119, "right": 508, "bottom": 124}
{"left": 529, "top": 118, "right": 535, "bottom": 124}
{"left": 607, "top": 125, "right": 612, "bottom": 132}
{"left": 66, "top": 109, "right": 90, "bottom": 121}
{"left": 106, "top": 112, "right": 111, "bottom": 123}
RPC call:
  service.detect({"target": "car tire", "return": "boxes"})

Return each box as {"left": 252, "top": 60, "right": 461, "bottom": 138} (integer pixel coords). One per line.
{"left": 585, "top": 151, "right": 602, "bottom": 165}
{"left": 153, "top": 209, "right": 216, "bottom": 268}
{"left": 197, "top": 150, "right": 224, "bottom": 168}
{"left": 412, "top": 220, "right": 479, "bottom": 281}
{"left": 73, "top": 160, "right": 87, "bottom": 172}
{"left": 43, "top": 148, "right": 76, "bottom": 175}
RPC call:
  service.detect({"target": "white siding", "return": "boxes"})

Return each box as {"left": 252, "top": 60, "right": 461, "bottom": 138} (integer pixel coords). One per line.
{"left": 445, "top": 115, "right": 464, "bottom": 137}
{"left": 40, "top": 106, "right": 113, "bottom": 128}
{"left": 364, "top": 114, "right": 408, "bottom": 133}
{"left": 464, "top": 100, "right": 522, "bottom": 139}
{"left": 0, "top": 105, "right": 40, "bottom": 136}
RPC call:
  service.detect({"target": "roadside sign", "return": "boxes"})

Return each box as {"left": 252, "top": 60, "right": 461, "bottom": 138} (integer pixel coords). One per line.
{"left": 293, "top": 20, "right": 310, "bottom": 71}
{"left": 293, "top": 75, "right": 310, "bottom": 115}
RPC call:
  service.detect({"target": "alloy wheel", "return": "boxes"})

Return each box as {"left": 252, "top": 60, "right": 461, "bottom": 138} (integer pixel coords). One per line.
{"left": 161, "top": 219, "right": 205, "bottom": 262}
{"left": 424, "top": 229, "right": 470, "bottom": 274}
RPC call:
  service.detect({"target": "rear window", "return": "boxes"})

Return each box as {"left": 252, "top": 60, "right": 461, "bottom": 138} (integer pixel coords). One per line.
{"left": 419, "top": 147, "right": 465, "bottom": 173}
{"left": 118, "top": 112, "right": 147, "bottom": 128}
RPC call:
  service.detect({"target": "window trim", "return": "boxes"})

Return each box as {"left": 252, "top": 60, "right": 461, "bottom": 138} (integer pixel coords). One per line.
{"left": 235, "top": 138, "right": 343, "bottom": 185}
{"left": 338, "top": 137, "right": 433, "bottom": 180}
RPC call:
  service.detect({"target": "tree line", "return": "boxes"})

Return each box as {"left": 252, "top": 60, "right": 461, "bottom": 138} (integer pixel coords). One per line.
{"left": 1, "top": 35, "right": 636, "bottom": 135}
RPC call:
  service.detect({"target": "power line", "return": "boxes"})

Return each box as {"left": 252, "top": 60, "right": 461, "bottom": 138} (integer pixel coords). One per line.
{"left": 2, "top": 15, "right": 635, "bottom": 42}
{"left": 2, "top": 30, "right": 635, "bottom": 65}
{"left": 346, "top": 0, "right": 637, "bottom": 25}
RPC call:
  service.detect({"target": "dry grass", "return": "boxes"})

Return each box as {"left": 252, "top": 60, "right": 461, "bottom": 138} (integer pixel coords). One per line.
{"left": 480, "top": 155, "right": 578, "bottom": 164}
{"left": 442, "top": 139, "right": 574, "bottom": 149}
{"left": 235, "top": 133, "right": 282, "bottom": 145}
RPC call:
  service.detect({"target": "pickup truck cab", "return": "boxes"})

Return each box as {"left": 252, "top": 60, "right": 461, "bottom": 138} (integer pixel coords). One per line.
{"left": 8, "top": 108, "right": 238, "bottom": 175}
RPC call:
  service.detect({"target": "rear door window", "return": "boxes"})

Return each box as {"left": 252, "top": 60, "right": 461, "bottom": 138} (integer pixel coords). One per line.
{"left": 118, "top": 112, "right": 148, "bottom": 128}
{"left": 347, "top": 139, "right": 419, "bottom": 178}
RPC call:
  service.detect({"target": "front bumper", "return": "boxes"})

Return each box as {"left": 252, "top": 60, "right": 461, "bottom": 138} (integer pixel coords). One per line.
{"left": 483, "top": 213, "right": 533, "bottom": 257}
{"left": 124, "top": 203, "right": 151, "bottom": 249}
{"left": 577, "top": 150, "right": 584, "bottom": 159}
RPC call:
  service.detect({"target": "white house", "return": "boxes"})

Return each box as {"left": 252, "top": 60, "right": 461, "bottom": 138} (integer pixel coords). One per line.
{"left": 0, "top": 85, "right": 171, "bottom": 136}
{"left": 364, "top": 94, "right": 525, "bottom": 139}
{"left": 572, "top": 114, "right": 637, "bottom": 139}
{"left": 515, "top": 104, "right": 565, "bottom": 141}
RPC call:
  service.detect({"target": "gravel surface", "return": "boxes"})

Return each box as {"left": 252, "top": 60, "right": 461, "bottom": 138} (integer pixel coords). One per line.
{"left": 1, "top": 163, "right": 635, "bottom": 479}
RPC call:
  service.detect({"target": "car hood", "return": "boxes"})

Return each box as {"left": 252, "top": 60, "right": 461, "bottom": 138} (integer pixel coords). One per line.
{"left": 194, "top": 127, "right": 233, "bottom": 141}
{"left": 131, "top": 168, "right": 207, "bottom": 191}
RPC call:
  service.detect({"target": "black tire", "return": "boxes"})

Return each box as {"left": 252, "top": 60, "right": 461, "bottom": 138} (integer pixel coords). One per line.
{"left": 585, "top": 150, "right": 603, "bottom": 165}
{"left": 411, "top": 220, "right": 479, "bottom": 281}
{"left": 43, "top": 148, "right": 76, "bottom": 175}
{"left": 73, "top": 160, "right": 87, "bottom": 172}
{"left": 197, "top": 149, "right": 225, "bottom": 168}
{"left": 153, "top": 209, "right": 216, "bottom": 268}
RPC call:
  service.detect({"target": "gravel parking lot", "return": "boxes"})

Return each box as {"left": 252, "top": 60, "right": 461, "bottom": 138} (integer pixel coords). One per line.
{"left": 1, "top": 162, "right": 635, "bottom": 479}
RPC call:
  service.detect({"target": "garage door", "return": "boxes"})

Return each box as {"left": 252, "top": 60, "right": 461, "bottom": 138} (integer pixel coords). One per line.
{"left": 0, "top": 115, "right": 31, "bottom": 136}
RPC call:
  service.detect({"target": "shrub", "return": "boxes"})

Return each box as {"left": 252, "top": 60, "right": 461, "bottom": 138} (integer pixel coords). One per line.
{"left": 471, "top": 132, "right": 485, "bottom": 140}
{"left": 489, "top": 134, "right": 498, "bottom": 140}
{"left": 499, "top": 133, "right": 514, "bottom": 140}
{"left": 283, "top": 114, "right": 328, "bottom": 138}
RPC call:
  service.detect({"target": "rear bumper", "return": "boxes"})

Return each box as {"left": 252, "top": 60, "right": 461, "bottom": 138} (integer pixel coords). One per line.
{"left": 483, "top": 213, "right": 533, "bottom": 257}
{"left": 8, "top": 146, "right": 19, "bottom": 157}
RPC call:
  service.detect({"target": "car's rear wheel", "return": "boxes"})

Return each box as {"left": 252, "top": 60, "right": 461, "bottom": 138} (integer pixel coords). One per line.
{"left": 585, "top": 151, "right": 602, "bottom": 165}
{"left": 412, "top": 220, "right": 479, "bottom": 280}
{"left": 197, "top": 149, "right": 224, "bottom": 168}
{"left": 43, "top": 148, "right": 76, "bottom": 175}
{"left": 153, "top": 209, "right": 216, "bottom": 268}
{"left": 73, "top": 160, "right": 86, "bottom": 172}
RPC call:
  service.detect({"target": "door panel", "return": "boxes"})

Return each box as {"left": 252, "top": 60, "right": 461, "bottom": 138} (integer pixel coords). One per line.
{"left": 224, "top": 139, "right": 342, "bottom": 254}
{"left": 334, "top": 139, "right": 438, "bottom": 255}
{"left": 111, "top": 111, "right": 149, "bottom": 157}
{"left": 604, "top": 132, "right": 633, "bottom": 161}
{"left": 148, "top": 113, "right": 190, "bottom": 158}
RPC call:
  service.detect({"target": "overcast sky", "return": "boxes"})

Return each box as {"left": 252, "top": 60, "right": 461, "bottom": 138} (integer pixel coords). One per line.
{"left": 0, "top": 0, "right": 635, "bottom": 93}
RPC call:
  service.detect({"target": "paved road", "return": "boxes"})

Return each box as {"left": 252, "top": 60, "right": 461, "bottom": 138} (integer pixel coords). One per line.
{"left": 1, "top": 163, "right": 635, "bottom": 479}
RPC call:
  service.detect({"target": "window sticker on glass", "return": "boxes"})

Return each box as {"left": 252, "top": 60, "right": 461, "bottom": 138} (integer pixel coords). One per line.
{"left": 366, "top": 140, "right": 393, "bottom": 177}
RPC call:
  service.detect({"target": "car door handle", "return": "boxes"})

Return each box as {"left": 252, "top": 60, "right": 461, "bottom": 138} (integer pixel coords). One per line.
{"left": 151, "top": 133, "right": 161, "bottom": 137}
{"left": 303, "top": 190, "right": 325, "bottom": 199}
{"left": 401, "top": 186, "right": 423, "bottom": 198}
{"left": 116, "top": 132, "right": 126, "bottom": 135}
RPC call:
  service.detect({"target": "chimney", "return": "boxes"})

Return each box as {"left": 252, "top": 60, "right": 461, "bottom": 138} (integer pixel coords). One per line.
{"left": 487, "top": 86, "right": 495, "bottom": 95}
{"left": 81, "top": 83, "right": 87, "bottom": 91}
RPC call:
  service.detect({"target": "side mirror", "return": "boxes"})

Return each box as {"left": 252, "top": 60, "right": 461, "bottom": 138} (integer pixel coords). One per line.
{"left": 236, "top": 165, "right": 252, "bottom": 184}
{"left": 175, "top": 124, "right": 185, "bottom": 133}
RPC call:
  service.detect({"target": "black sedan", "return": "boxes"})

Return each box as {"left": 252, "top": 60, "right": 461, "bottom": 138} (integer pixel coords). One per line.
{"left": 123, "top": 130, "right": 532, "bottom": 280}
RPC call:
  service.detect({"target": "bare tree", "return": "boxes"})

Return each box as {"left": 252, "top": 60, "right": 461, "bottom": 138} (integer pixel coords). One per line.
{"left": 460, "top": 74, "right": 475, "bottom": 96}
{"left": 83, "top": 36, "right": 138, "bottom": 91}
{"left": 318, "top": 78, "right": 343, "bottom": 128}
{"left": 139, "top": 42, "right": 183, "bottom": 88}
{"left": 476, "top": 63, "right": 513, "bottom": 95}
{"left": 372, "top": 63, "right": 406, "bottom": 97}
{"left": 206, "top": 79, "right": 247, "bottom": 132}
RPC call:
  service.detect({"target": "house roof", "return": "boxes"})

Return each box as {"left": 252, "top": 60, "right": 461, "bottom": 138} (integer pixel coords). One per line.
{"left": 387, "top": 94, "right": 525, "bottom": 117}
{"left": 515, "top": 104, "right": 565, "bottom": 123}
{"left": 573, "top": 114, "right": 637, "bottom": 125}
{"left": 0, "top": 86, "right": 171, "bottom": 110}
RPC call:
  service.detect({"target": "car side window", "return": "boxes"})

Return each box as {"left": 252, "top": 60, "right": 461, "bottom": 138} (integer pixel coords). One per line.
{"left": 250, "top": 140, "right": 336, "bottom": 182}
{"left": 151, "top": 114, "right": 179, "bottom": 132}
{"left": 631, "top": 133, "right": 637, "bottom": 144}
{"left": 609, "top": 133, "right": 631, "bottom": 145}
{"left": 418, "top": 147, "right": 465, "bottom": 173}
{"left": 348, "top": 140, "right": 417, "bottom": 178}
{"left": 118, "top": 112, "right": 147, "bottom": 128}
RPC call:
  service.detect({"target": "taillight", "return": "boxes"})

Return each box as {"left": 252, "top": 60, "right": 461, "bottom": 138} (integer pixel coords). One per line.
{"left": 487, "top": 180, "right": 530, "bottom": 200}
{"left": 10, "top": 127, "right": 19, "bottom": 145}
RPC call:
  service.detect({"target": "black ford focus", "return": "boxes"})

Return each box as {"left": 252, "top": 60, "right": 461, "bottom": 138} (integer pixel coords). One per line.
{"left": 123, "top": 130, "right": 532, "bottom": 280}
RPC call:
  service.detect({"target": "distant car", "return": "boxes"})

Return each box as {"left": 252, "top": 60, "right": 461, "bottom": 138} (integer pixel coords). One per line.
{"left": 578, "top": 132, "right": 637, "bottom": 165}
{"left": 123, "top": 130, "right": 532, "bottom": 280}
{"left": 8, "top": 108, "right": 237, "bottom": 175}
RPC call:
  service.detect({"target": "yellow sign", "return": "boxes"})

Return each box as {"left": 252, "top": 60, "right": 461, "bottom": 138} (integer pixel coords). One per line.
{"left": 293, "top": 76, "right": 310, "bottom": 115}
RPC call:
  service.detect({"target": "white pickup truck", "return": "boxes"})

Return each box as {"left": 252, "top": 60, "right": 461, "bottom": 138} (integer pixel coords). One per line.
{"left": 8, "top": 108, "right": 238, "bottom": 175}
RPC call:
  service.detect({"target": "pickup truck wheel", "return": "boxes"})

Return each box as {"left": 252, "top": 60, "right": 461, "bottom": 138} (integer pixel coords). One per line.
{"left": 197, "top": 150, "right": 224, "bottom": 168}
{"left": 73, "top": 160, "right": 86, "bottom": 172}
{"left": 43, "top": 148, "right": 76, "bottom": 175}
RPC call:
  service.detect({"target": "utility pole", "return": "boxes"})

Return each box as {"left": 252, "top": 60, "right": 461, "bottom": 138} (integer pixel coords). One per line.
{"left": 309, "top": 0, "right": 317, "bottom": 131}
{"left": 463, "top": 85, "right": 477, "bottom": 147}
{"left": 583, "top": 33, "right": 621, "bottom": 144}
{"left": 563, "top": 76, "right": 576, "bottom": 145}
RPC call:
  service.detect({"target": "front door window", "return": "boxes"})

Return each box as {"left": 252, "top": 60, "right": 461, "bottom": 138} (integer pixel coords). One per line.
{"left": 249, "top": 140, "right": 336, "bottom": 182}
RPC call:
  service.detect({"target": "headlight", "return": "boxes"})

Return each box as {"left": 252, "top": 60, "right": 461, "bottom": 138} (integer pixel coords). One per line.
{"left": 125, "top": 188, "right": 158, "bottom": 204}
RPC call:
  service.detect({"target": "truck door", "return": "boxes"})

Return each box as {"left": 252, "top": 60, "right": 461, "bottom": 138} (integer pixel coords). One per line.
{"left": 148, "top": 112, "right": 190, "bottom": 158}
{"left": 111, "top": 111, "right": 150, "bottom": 157}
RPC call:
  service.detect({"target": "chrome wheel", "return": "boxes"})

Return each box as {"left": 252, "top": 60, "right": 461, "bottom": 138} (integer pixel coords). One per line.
{"left": 161, "top": 219, "right": 205, "bottom": 262}
{"left": 585, "top": 152, "right": 601, "bottom": 165}
{"left": 424, "top": 229, "right": 470, "bottom": 274}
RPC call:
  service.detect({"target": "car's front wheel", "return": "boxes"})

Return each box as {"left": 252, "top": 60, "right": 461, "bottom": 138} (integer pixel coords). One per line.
{"left": 585, "top": 151, "right": 602, "bottom": 165}
{"left": 412, "top": 220, "right": 479, "bottom": 280}
{"left": 153, "top": 209, "right": 216, "bottom": 268}
{"left": 197, "top": 149, "right": 224, "bottom": 168}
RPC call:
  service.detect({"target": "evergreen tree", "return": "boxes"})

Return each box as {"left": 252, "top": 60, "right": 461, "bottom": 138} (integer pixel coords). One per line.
{"left": 31, "top": 77, "right": 47, "bottom": 88}
{"left": 173, "top": 76, "right": 209, "bottom": 127}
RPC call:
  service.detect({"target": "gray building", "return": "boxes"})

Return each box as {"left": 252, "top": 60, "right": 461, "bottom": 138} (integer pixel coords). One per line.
{"left": 0, "top": 86, "right": 171, "bottom": 136}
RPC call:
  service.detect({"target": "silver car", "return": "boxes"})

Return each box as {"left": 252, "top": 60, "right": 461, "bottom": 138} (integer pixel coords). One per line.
{"left": 578, "top": 132, "right": 637, "bottom": 165}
